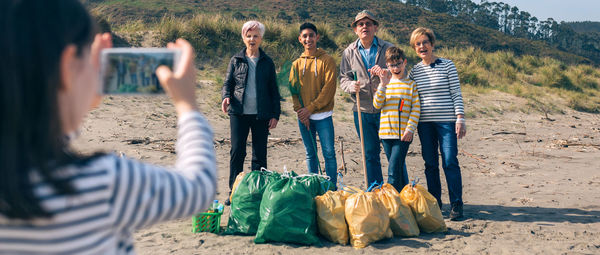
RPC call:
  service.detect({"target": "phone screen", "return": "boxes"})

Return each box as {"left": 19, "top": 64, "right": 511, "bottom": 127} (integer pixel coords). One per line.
{"left": 100, "top": 48, "right": 180, "bottom": 94}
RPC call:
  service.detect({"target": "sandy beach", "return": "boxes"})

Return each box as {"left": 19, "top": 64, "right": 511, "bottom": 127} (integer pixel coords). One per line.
{"left": 71, "top": 80, "right": 600, "bottom": 254}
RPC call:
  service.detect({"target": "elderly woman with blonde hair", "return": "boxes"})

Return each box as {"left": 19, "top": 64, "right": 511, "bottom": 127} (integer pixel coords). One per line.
{"left": 408, "top": 27, "right": 466, "bottom": 220}
{"left": 221, "top": 21, "right": 281, "bottom": 205}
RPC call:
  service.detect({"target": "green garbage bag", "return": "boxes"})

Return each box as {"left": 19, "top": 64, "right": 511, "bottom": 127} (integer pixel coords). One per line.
{"left": 297, "top": 174, "right": 335, "bottom": 197}
{"left": 224, "top": 170, "right": 280, "bottom": 235}
{"left": 254, "top": 177, "right": 321, "bottom": 245}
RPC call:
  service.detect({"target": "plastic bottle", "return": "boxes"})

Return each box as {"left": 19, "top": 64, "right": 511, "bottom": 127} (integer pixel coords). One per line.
{"left": 211, "top": 200, "right": 219, "bottom": 212}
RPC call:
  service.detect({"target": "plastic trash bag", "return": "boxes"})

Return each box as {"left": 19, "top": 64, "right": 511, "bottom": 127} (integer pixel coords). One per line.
{"left": 400, "top": 183, "right": 447, "bottom": 233}
{"left": 229, "top": 172, "right": 246, "bottom": 202}
{"left": 315, "top": 190, "right": 349, "bottom": 245}
{"left": 345, "top": 190, "right": 393, "bottom": 249}
{"left": 298, "top": 174, "right": 335, "bottom": 197}
{"left": 224, "top": 170, "right": 280, "bottom": 235}
{"left": 254, "top": 176, "right": 320, "bottom": 245}
{"left": 374, "top": 183, "right": 420, "bottom": 237}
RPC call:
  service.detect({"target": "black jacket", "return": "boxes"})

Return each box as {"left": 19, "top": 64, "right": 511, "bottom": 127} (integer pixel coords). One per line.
{"left": 221, "top": 48, "right": 281, "bottom": 120}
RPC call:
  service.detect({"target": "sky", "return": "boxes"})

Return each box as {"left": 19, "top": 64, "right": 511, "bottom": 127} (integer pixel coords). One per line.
{"left": 491, "top": 0, "right": 600, "bottom": 22}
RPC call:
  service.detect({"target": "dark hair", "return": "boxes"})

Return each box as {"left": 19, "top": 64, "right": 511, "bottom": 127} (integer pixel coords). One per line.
{"left": 385, "top": 47, "right": 406, "bottom": 63}
{"left": 0, "top": 0, "right": 97, "bottom": 219}
{"left": 299, "top": 22, "right": 318, "bottom": 34}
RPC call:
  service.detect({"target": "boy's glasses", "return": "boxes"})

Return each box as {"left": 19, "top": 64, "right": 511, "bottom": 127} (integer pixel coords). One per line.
{"left": 387, "top": 62, "right": 404, "bottom": 68}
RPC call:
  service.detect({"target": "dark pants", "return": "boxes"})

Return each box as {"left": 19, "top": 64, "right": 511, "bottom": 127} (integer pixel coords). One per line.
{"left": 229, "top": 114, "right": 269, "bottom": 190}
{"left": 381, "top": 139, "right": 411, "bottom": 191}
{"left": 418, "top": 122, "right": 463, "bottom": 207}
{"left": 353, "top": 111, "right": 383, "bottom": 186}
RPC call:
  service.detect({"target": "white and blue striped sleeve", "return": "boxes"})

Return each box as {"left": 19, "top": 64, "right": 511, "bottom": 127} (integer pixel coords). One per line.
{"left": 446, "top": 60, "right": 465, "bottom": 116}
{"left": 110, "top": 111, "right": 216, "bottom": 231}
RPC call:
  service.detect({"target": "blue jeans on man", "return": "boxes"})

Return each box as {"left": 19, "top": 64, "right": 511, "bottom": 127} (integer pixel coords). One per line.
{"left": 417, "top": 122, "right": 463, "bottom": 208}
{"left": 298, "top": 116, "right": 338, "bottom": 186}
{"left": 381, "top": 139, "right": 410, "bottom": 191}
{"left": 353, "top": 111, "right": 383, "bottom": 186}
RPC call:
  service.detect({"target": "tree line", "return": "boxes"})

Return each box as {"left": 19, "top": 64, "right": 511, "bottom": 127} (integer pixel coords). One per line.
{"left": 400, "top": 0, "right": 600, "bottom": 64}
{"left": 566, "top": 21, "right": 600, "bottom": 33}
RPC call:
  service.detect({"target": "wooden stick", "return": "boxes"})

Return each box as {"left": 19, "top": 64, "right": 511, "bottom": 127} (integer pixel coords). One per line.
{"left": 460, "top": 149, "right": 488, "bottom": 164}
{"left": 356, "top": 90, "right": 368, "bottom": 188}
{"left": 337, "top": 138, "right": 347, "bottom": 174}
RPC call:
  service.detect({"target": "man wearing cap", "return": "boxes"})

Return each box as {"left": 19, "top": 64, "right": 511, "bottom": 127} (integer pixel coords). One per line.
{"left": 340, "top": 10, "right": 394, "bottom": 186}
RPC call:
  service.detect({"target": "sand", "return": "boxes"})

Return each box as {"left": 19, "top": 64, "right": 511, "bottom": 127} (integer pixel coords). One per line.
{"left": 71, "top": 80, "right": 600, "bottom": 254}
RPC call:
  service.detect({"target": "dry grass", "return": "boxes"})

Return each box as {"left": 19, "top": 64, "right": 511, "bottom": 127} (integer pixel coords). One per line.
{"left": 109, "top": 15, "right": 600, "bottom": 114}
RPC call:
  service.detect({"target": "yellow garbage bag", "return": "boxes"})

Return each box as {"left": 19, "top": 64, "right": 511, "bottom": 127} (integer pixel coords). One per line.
{"left": 345, "top": 190, "right": 393, "bottom": 249}
{"left": 374, "top": 184, "right": 420, "bottom": 237}
{"left": 229, "top": 172, "right": 246, "bottom": 202}
{"left": 341, "top": 185, "right": 361, "bottom": 199}
{"left": 400, "top": 184, "right": 447, "bottom": 233}
{"left": 314, "top": 190, "right": 349, "bottom": 245}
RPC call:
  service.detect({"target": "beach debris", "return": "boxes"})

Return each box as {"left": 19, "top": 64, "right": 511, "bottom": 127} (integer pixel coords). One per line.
{"left": 492, "top": 131, "right": 527, "bottom": 135}
{"left": 460, "top": 149, "right": 488, "bottom": 164}
{"left": 553, "top": 140, "right": 600, "bottom": 149}
{"left": 213, "top": 137, "right": 302, "bottom": 146}
{"left": 124, "top": 137, "right": 175, "bottom": 153}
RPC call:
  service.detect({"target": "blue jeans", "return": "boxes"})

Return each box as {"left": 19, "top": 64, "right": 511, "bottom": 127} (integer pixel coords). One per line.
{"left": 353, "top": 111, "right": 383, "bottom": 186}
{"left": 298, "top": 116, "right": 337, "bottom": 186}
{"left": 130, "top": 74, "right": 137, "bottom": 85}
{"left": 418, "top": 122, "right": 463, "bottom": 206}
{"left": 381, "top": 139, "right": 410, "bottom": 191}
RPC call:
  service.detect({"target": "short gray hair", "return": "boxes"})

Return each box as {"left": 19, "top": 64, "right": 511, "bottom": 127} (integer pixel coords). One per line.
{"left": 241, "top": 20, "right": 265, "bottom": 37}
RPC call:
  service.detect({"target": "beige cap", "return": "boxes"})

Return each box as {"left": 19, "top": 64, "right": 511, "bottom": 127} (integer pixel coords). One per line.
{"left": 351, "top": 10, "right": 379, "bottom": 27}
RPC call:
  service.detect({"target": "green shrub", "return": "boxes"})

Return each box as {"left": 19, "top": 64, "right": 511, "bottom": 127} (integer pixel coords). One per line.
{"left": 459, "top": 65, "right": 489, "bottom": 87}
{"left": 568, "top": 95, "right": 600, "bottom": 113}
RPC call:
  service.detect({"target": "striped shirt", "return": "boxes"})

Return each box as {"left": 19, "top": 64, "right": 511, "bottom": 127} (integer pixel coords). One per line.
{"left": 373, "top": 78, "right": 421, "bottom": 139}
{"left": 0, "top": 111, "right": 216, "bottom": 255}
{"left": 408, "top": 58, "right": 464, "bottom": 122}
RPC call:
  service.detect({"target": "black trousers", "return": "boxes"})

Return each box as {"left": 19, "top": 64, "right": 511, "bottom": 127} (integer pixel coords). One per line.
{"left": 229, "top": 114, "right": 269, "bottom": 190}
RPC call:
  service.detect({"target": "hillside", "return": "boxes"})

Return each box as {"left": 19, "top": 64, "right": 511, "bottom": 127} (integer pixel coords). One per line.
{"left": 566, "top": 21, "right": 600, "bottom": 33}
{"left": 85, "top": 0, "right": 590, "bottom": 64}
{"left": 83, "top": 0, "right": 600, "bottom": 113}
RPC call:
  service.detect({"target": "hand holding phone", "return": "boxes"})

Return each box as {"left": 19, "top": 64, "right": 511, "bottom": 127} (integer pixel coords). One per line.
{"left": 156, "top": 39, "right": 198, "bottom": 115}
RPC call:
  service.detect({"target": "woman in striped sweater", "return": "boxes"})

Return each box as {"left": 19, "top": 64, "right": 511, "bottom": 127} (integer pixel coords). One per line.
{"left": 0, "top": 0, "right": 216, "bottom": 253}
{"left": 408, "top": 27, "right": 466, "bottom": 221}
{"left": 371, "top": 47, "right": 420, "bottom": 192}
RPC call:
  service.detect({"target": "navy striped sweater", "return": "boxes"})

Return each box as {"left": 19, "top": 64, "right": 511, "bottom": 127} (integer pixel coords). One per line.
{"left": 0, "top": 111, "right": 216, "bottom": 254}
{"left": 408, "top": 58, "right": 465, "bottom": 122}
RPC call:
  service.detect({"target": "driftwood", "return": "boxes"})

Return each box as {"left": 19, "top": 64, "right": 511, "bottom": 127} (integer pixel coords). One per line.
{"left": 267, "top": 137, "right": 303, "bottom": 146}
{"left": 213, "top": 137, "right": 302, "bottom": 146}
{"left": 125, "top": 137, "right": 175, "bottom": 145}
{"left": 124, "top": 137, "right": 176, "bottom": 154}
{"left": 555, "top": 140, "right": 600, "bottom": 149}
{"left": 460, "top": 149, "right": 488, "bottom": 164}
{"left": 492, "top": 131, "right": 527, "bottom": 136}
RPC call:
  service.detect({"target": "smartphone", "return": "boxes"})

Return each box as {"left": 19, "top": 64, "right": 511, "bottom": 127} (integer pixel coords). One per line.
{"left": 100, "top": 48, "right": 181, "bottom": 94}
